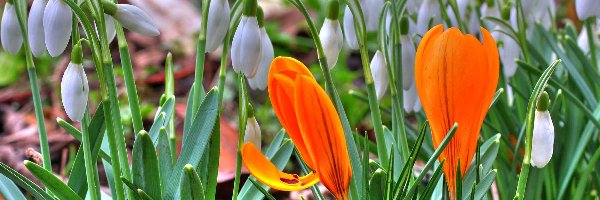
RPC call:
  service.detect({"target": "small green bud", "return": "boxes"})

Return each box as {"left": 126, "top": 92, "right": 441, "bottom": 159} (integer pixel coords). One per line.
{"left": 247, "top": 103, "right": 255, "bottom": 118}
{"left": 400, "top": 16, "right": 409, "bottom": 35}
{"left": 257, "top": 6, "right": 264, "bottom": 27}
{"left": 326, "top": 0, "right": 340, "bottom": 20}
{"left": 101, "top": 0, "right": 118, "bottom": 16}
{"left": 243, "top": 0, "right": 258, "bottom": 16}
{"left": 537, "top": 91, "right": 550, "bottom": 111}
{"left": 486, "top": 0, "right": 495, "bottom": 7}
{"left": 71, "top": 43, "right": 83, "bottom": 64}
{"left": 501, "top": 4, "right": 511, "bottom": 21}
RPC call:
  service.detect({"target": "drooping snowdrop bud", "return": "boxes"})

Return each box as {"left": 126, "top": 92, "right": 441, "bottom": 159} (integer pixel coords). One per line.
{"left": 29, "top": 0, "right": 48, "bottom": 57}
{"left": 244, "top": 104, "right": 261, "bottom": 149}
{"left": 531, "top": 91, "right": 554, "bottom": 168}
{"left": 102, "top": 1, "right": 160, "bottom": 36}
{"left": 248, "top": 7, "right": 273, "bottom": 90}
{"left": 319, "top": 0, "right": 343, "bottom": 69}
{"left": 205, "top": 0, "right": 230, "bottom": 52}
{"left": 506, "top": 84, "right": 515, "bottom": 107}
{"left": 400, "top": 17, "right": 416, "bottom": 90}
{"left": 61, "top": 44, "right": 89, "bottom": 122}
{"left": 494, "top": 33, "right": 521, "bottom": 78}
{"left": 1, "top": 2, "right": 23, "bottom": 54}
{"left": 576, "top": 0, "right": 600, "bottom": 21}
{"left": 343, "top": 7, "right": 358, "bottom": 49}
{"left": 231, "top": 0, "right": 262, "bottom": 78}
{"left": 44, "top": 0, "right": 72, "bottom": 57}
{"left": 370, "top": 50, "right": 388, "bottom": 100}
{"left": 578, "top": 24, "right": 600, "bottom": 54}
{"left": 104, "top": 14, "right": 117, "bottom": 43}
{"left": 365, "top": 0, "right": 384, "bottom": 32}
{"left": 416, "top": 0, "right": 441, "bottom": 36}
{"left": 403, "top": 83, "right": 421, "bottom": 113}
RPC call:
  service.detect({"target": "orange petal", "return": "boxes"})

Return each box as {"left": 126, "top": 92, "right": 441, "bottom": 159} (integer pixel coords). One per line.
{"left": 268, "top": 57, "right": 318, "bottom": 169}
{"left": 294, "top": 75, "right": 351, "bottom": 199}
{"left": 241, "top": 143, "right": 320, "bottom": 191}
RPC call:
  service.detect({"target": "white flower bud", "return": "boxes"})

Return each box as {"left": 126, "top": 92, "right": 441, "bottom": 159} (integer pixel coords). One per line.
{"left": 231, "top": 16, "right": 262, "bottom": 78}
{"left": 29, "top": 0, "right": 48, "bottom": 57}
{"left": 61, "top": 63, "right": 89, "bottom": 122}
{"left": 248, "top": 28, "right": 273, "bottom": 90}
{"left": 244, "top": 117, "right": 261, "bottom": 149}
{"left": 104, "top": 14, "right": 117, "bottom": 43}
{"left": 319, "top": 19, "right": 343, "bottom": 69}
{"left": 576, "top": 0, "right": 600, "bottom": 20}
{"left": 365, "top": 0, "right": 384, "bottom": 32}
{"left": 44, "top": 0, "right": 72, "bottom": 57}
{"left": 416, "top": 0, "right": 440, "bottom": 35}
{"left": 404, "top": 83, "right": 421, "bottom": 113}
{"left": 370, "top": 50, "right": 388, "bottom": 100}
{"left": 205, "top": 0, "right": 230, "bottom": 52}
{"left": 493, "top": 32, "right": 521, "bottom": 78}
{"left": 343, "top": 7, "right": 358, "bottom": 50}
{"left": 401, "top": 35, "right": 416, "bottom": 90}
{"left": 531, "top": 110, "right": 554, "bottom": 168}
{"left": 113, "top": 4, "right": 160, "bottom": 36}
{"left": 1, "top": 3, "right": 23, "bottom": 54}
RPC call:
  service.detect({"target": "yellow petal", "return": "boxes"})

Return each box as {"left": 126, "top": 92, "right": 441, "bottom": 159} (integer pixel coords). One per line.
{"left": 241, "top": 143, "right": 320, "bottom": 191}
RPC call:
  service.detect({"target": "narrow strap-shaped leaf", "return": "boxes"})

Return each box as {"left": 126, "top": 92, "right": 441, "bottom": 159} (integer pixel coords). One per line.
{"left": 179, "top": 165, "right": 205, "bottom": 200}
{"left": 369, "top": 169, "right": 387, "bottom": 200}
{"left": 158, "top": 127, "right": 173, "bottom": 197}
{"left": 422, "top": 160, "right": 446, "bottom": 200}
{"left": 0, "top": 173, "right": 26, "bottom": 200}
{"left": 149, "top": 97, "right": 175, "bottom": 145}
{"left": 24, "top": 161, "right": 81, "bottom": 200}
{"left": 469, "top": 170, "right": 497, "bottom": 200}
{"left": 138, "top": 189, "right": 156, "bottom": 200}
{"left": 132, "top": 131, "right": 162, "bottom": 199}
{"left": 393, "top": 121, "right": 429, "bottom": 199}
{"left": 183, "top": 85, "right": 196, "bottom": 135}
{"left": 248, "top": 179, "right": 276, "bottom": 200}
{"left": 0, "top": 161, "right": 52, "bottom": 200}
{"left": 121, "top": 177, "right": 142, "bottom": 200}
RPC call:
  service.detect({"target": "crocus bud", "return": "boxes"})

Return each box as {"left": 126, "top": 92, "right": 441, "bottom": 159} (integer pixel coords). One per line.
{"left": 576, "top": 0, "right": 600, "bottom": 21}
{"left": 205, "top": 0, "right": 230, "bottom": 52}
{"left": 365, "top": 0, "right": 384, "bottom": 32}
{"left": 319, "top": 0, "right": 343, "bottom": 69}
{"left": 244, "top": 104, "right": 261, "bottom": 149}
{"left": 403, "top": 83, "right": 421, "bottom": 113}
{"left": 401, "top": 32, "right": 416, "bottom": 90}
{"left": 44, "top": 0, "right": 73, "bottom": 57}
{"left": 61, "top": 44, "right": 89, "bottom": 122}
{"left": 248, "top": 8, "right": 273, "bottom": 90}
{"left": 370, "top": 50, "right": 388, "bottom": 100}
{"left": 531, "top": 91, "right": 554, "bottom": 168}
{"left": 29, "top": 0, "right": 48, "bottom": 57}
{"left": 231, "top": 0, "right": 261, "bottom": 78}
{"left": 103, "top": 1, "right": 160, "bottom": 36}
{"left": 1, "top": 3, "right": 23, "bottom": 54}
{"left": 343, "top": 7, "right": 358, "bottom": 49}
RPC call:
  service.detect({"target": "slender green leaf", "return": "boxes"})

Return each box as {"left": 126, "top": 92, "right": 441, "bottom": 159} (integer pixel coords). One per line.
{"left": 422, "top": 160, "right": 446, "bottom": 200}
{"left": 369, "top": 169, "right": 387, "bottom": 200}
{"left": 24, "top": 161, "right": 81, "bottom": 200}
{"left": 158, "top": 127, "right": 173, "bottom": 196}
{"left": 138, "top": 189, "right": 155, "bottom": 200}
{"left": 149, "top": 97, "right": 175, "bottom": 145}
{"left": 0, "top": 162, "right": 52, "bottom": 200}
{"left": 0, "top": 173, "right": 26, "bottom": 200}
{"left": 179, "top": 165, "right": 205, "bottom": 200}
{"left": 132, "top": 131, "right": 162, "bottom": 199}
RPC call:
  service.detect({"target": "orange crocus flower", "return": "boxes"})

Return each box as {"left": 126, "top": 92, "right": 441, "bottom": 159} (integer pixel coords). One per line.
{"left": 241, "top": 57, "right": 352, "bottom": 199}
{"left": 415, "top": 25, "right": 499, "bottom": 199}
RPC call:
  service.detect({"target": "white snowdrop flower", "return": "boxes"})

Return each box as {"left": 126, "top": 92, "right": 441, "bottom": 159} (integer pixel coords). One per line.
{"left": 400, "top": 17, "right": 416, "bottom": 90}
{"left": 365, "top": 0, "right": 384, "bottom": 32}
{"left": 578, "top": 24, "right": 600, "bottom": 54}
{"left": 493, "top": 32, "right": 521, "bottom": 78}
{"left": 405, "top": 0, "right": 423, "bottom": 13}
{"left": 103, "top": 2, "right": 160, "bottom": 36}
{"left": 506, "top": 85, "right": 515, "bottom": 107}
{"left": 104, "top": 15, "right": 117, "bottom": 43}
{"left": 576, "top": 0, "right": 600, "bottom": 21}
{"left": 232, "top": 1, "right": 262, "bottom": 78}
{"left": 370, "top": 50, "right": 388, "bottom": 100}
{"left": 480, "top": 2, "right": 500, "bottom": 28}
{"left": 205, "top": 0, "right": 230, "bottom": 52}
{"left": 531, "top": 92, "right": 554, "bottom": 168}
{"left": 1, "top": 3, "right": 23, "bottom": 54}
{"left": 29, "top": 0, "right": 48, "bottom": 57}
{"left": 244, "top": 116, "right": 262, "bottom": 150}
{"left": 320, "top": 19, "right": 343, "bottom": 69}
{"left": 403, "top": 83, "right": 421, "bottom": 113}
{"left": 248, "top": 9, "right": 273, "bottom": 91}
{"left": 44, "top": 0, "right": 73, "bottom": 57}
{"left": 343, "top": 7, "right": 359, "bottom": 50}
{"left": 61, "top": 44, "right": 89, "bottom": 122}
{"left": 416, "top": 0, "right": 440, "bottom": 36}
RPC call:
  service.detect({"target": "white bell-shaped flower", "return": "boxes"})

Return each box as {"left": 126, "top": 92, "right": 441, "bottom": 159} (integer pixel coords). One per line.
{"left": 370, "top": 50, "right": 388, "bottom": 100}
{"left": 205, "top": 0, "right": 230, "bottom": 52}
{"left": 493, "top": 32, "right": 521, "bottom": 78}
{"left": 1, "top": 3, "right": 23, "bottom": 54}
{"left": 405, "top": 0, "right": 423, "bottom": 14}
{"left": 29, "top": 0, "right": 48, "bottom": 57}
{"left": 104, "top": 14, "right": 117, "bottom": 43}
{"left": 576, "top": 0, "right": 600, "bottom": 20}
{"left": 244, "top": 116, "right": 262, "bottom": 150}
{"left": 248, "top": 27, "right": 273, "bottom": 90}
{"left": 44, "top": 0, "right": 72, "bottom": 57}
{"left": 343, "top": 7, "right": 359, "bottom": 50}
{"left": 506, "top": 84, "right": 515, "bottom": 107}
{"left": 480, "top": 2, "right": 500, "bottom": 29}
{"left": 416, "top": 0, "right": 440, "bottom": 36}
{"left": 231, "top": 16, "right": 262, "bottom": 78}
{"left": 61, "top": 44, "right": 89, "bottom": 122}
{"left": 401, "top": 35, "right": 416, "bottom": 90}
{"left": 403, "top": 83, "right": 421, "bottom": 113}
{"left": 320, "top": 19, "right": 343, "bottom": 69}
{"left": 112, "top": 4, "right": 160, "bottom": 36}
{"left": 365, "top": 0, "right": 384, "bottom": 32}
{"left": 531, "top": 92, "right": 554, "bottom": 168}
{"left": 578, "top": 24, "right": 600, "bottom": 54}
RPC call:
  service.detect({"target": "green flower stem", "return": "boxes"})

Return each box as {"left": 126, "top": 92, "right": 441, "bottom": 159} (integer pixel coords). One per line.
{"left": 233, "top": 74, "right": 249, "bottom": 200}
{"left": 585, "top": 19, "right": 598, "bottom": 71}
{"left": 116, "top": 24, "right": 145, "bottom": 136}
{"left": 192, "top": 0, "right": 212, "bottom": 115}
{"left": 515, "top": 0, "right": 531, "bottom": 64}
{"left": 514, "top": 60, "right": 561, "bottom": 200}
{"left": 346, "top": 0, "right": 389, "bottom": 168}
{"left": 81, "top": 108, "right": 101, "bottom": 200}
{"left": 13, "top": 0, "right": 53, "bottom": 190}
{"left": 165, "top": 53, "right": 177, "bottom": 162}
